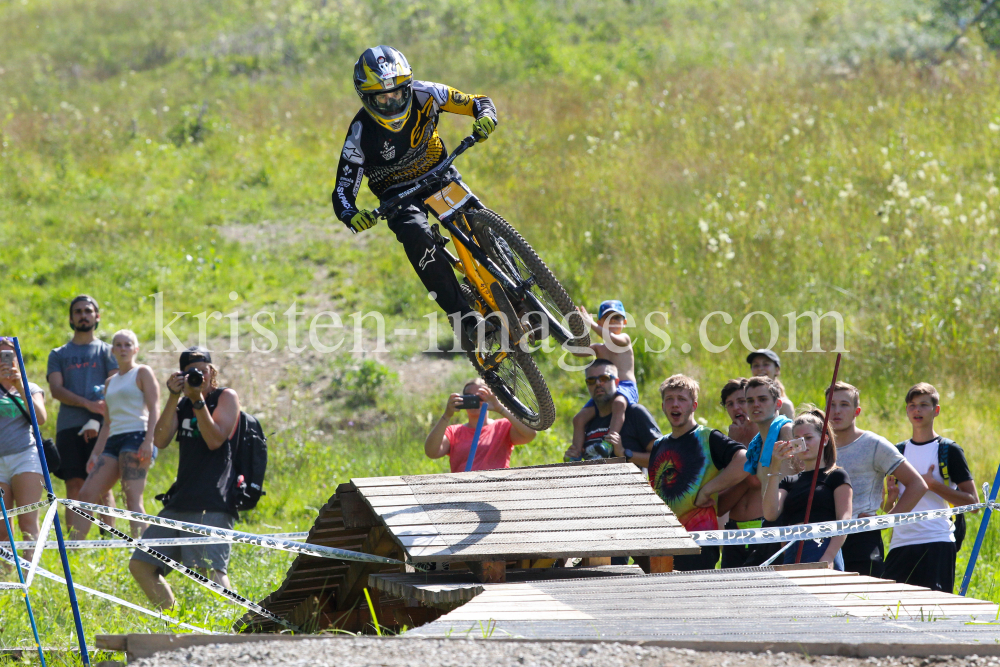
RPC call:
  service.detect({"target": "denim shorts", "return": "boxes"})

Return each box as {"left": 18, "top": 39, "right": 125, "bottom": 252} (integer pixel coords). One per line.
{"left": 103, "top": 431, "right": 156, "bottom": 460}
{"left": 584, "top": 379, "right": 639, "bottom": 409}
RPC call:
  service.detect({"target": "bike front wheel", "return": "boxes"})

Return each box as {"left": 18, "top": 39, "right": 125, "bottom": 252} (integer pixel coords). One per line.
{"left": 467, "top": 208, "right": 590, "bottom": 349}
{"left": 460, "top": 284, "right": 556, "bottom": 431}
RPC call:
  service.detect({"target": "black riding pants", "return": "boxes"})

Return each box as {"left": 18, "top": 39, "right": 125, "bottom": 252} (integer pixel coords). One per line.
{"left": 386, "top": 202, "right": 469, "bottom": 321}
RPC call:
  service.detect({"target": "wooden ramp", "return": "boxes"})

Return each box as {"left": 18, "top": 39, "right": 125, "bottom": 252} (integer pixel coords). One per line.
{"left": 352, "top": 461, "right": 698, "bottom": 563}
{"left": 240, "top": 461, "right": 694, "bottom": 633}
{"left": 407, "top": 566, "right": 1000, "bottom": 649}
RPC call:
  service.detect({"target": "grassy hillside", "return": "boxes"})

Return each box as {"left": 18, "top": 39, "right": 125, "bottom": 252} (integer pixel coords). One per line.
{"left": 3, "top": 0, "right": 1000, "bottom": 653}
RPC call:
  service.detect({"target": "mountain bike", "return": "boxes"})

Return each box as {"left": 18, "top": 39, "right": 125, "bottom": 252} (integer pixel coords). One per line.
{"left": 371, "top": 135, "right": 589, "bottom": 431}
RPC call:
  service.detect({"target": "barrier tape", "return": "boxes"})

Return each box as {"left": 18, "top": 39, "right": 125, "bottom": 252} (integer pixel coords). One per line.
{"left": 6, "top": 498, "right": 54, "bottom": 517}
{"left": 21, "top": 503, "right": 58, "bottom": 590}
{"left": 13, "top": 532, "right": 310, "bottom": 551}
{"left": 56, "top": 496, "right": 401, "bottom": 565}
{"left": 0, "top": 545, "right": 217, "bottom": 634}
{"left": 63, "top": 503, "right": 301, "bottom": 633}
{"left": 0, "top": 581, "right": 26, "bottom": 590}
{"left": 690, "top": 501, "right": 997, "bottom": 546}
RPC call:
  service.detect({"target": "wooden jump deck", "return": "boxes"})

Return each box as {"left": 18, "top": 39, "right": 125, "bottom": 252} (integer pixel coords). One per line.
{"left": 351, "top": 461, "right": 698, "bottom": 562}
{"left": 406, "top": 566, "right": 1000, "bottom": 651}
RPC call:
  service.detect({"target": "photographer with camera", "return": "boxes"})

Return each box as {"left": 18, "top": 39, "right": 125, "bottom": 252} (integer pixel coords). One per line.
{"left": 129, "top": 347, "right": 240, "bottom": 610}
{"left": 424, "top": 378, "right": 536, "bottom": 472}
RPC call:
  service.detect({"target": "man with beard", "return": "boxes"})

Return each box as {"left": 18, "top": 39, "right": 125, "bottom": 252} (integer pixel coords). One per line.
{"left": 579, "top": 359, "right": 661, "bottom": 463}
{"left": 47, "top": 295, "right": 118, "bottom": 535}
{"left": 627, "top": 375, "right": 749, "bottom": 571}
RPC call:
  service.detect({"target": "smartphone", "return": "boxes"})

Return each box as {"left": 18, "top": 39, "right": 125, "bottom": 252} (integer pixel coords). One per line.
{"left": 457, "top": 394, "right": 482, "bottom": 409}
{"left": 788, "top": 437, "right": 808, "bottom": 454}
{"left": 0, "top": 350, "right": 13, "bottom": 370}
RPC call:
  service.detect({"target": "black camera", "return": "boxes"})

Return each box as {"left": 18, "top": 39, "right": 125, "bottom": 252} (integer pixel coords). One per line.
{"left": 184, "top": 368, "right": 204, "bottom": 387}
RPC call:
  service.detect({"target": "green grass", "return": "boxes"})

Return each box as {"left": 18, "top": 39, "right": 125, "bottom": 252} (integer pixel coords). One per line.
{"left": 3, "top": 0, "right": 1000, "bottom": 658}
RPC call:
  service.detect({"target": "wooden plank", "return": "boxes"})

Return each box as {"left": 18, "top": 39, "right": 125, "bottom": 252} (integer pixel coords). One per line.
{"left": 400, "top": 464, "right": 639, "bottom": 485}
{"left": 441, "top": 610, "right": 594, "bottom": 620}
{"left": 365, "top": 484, "right": 659, "bottom": 507}
{"left": 373, "top": 494, "right": 666, "bottom": 514}
{"left": 389, "top": 515, "right": 682, "bottom": 537}
{"left": 349, "top": 475, "right": 407, "bottom": 488}
{"left": 634, "top": 556, "right": 673, "bottom": 574}
{"left": 380, "top": 504, "right": 674, "bottom": 527}
{"left": 395, "top": 527, "right": 694, "bottom": 547}
{"left": 406, "top": 542, "right": 702, "bottom": 562}
{"left": 361, "top": 473, "right": 650, "bottom": 497}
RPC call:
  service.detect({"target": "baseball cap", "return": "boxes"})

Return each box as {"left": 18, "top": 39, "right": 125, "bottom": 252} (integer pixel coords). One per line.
{"left": 597, "top": 300, "right": 626, "bottom": 321}
{"left": 179, "top": 346, "right": 212, "bottom": 370}
{"left": 746, "top": 349, "right": 780, "bottom": 367}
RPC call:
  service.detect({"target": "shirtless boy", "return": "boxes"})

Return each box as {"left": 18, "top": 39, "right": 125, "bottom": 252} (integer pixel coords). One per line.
{"left": 717, "top": 378, "right": 782, "bottom": 567}
{"left": 747, "top": 349, "right": 794, "bottom": 419}
{"left": 565, "top": 300, "right": 636, "bottom": 460}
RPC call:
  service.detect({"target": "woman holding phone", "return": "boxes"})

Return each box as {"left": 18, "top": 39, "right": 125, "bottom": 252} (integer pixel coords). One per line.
{"left": 423, "top": 378, "right": 536, "bottom": 472}
{"left": 763, "top": 407, "right": 852, "bottom": 569}
{"left": 0, "top": 337, "right": 47, "bottom": 558}
{"left": 75, "top": 330, "right": 159, "bottom": 538}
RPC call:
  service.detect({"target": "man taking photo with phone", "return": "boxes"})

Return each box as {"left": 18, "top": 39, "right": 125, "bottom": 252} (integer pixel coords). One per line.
{"left": 424, "top": 378, "right": 536, "bottom": 472}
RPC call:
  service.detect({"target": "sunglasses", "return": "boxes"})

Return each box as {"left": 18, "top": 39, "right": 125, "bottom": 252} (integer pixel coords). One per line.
{"left": 585, "top": 374, "right": 617, "bottom": 386}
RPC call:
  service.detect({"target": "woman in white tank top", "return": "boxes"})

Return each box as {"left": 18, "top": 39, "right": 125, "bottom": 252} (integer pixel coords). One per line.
{"left": 75, "top": 330, "right": 160, "bottom": 538}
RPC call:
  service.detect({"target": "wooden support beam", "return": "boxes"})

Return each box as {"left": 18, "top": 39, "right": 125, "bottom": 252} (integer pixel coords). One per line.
{"left": 466, "top": 560, "right": 507, "bottom": 583}
{"left": 633, "top": 556, "right": 673, "bottom": 574}
{"left": 581, "top": 557, "right": 611, "bottom": 567}
{"left": 336, "top": 527, "right": 398, "bottom": 611}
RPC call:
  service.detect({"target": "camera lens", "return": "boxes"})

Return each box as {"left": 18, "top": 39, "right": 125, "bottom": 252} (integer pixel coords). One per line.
{"left": 186, "top": 368, "right": 204, "bottom": 387}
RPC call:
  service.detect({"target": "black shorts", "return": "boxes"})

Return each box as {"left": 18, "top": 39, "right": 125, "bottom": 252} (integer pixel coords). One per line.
{"left": 884, "top": 542, "right": 956, "bottom": 593}
{"left": 842, "top": 529, "right": 885, "bottom": 578}
{"left": 673, "top": 546, "right": 719, "bottom": 572}
{"left": 54, "top": 427, "right": 100, "bottom": 482}
{"left": 720, "top": 519, "right": 782, "bottom": 568}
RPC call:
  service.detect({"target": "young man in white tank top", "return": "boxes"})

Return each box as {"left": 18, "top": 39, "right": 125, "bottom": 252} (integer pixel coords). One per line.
{"left": 73, "top": 330, "right": 160, "bottom": 538}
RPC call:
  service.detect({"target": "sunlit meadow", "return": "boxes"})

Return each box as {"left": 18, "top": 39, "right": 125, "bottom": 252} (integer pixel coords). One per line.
{"left": 2, "top": 0, "right": 1000, "bottom": 659}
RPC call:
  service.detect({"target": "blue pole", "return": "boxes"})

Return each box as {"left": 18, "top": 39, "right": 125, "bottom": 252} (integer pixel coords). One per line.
{"left": 13, "top": 337, "right": 91, "bottom": 665}
{"left": 960, "top": 463, "right": 1000, "bottom": 596}
{"left": 0, "top": 489, "right": 46, "bottom": 666}
{"left": 464, "top": 404, "right": 488, "bottom": 472}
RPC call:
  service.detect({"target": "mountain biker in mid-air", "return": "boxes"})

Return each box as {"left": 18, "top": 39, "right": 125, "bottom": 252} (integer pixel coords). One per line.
{"left": 331, "top": 45, "right": 498, "bottom": 346}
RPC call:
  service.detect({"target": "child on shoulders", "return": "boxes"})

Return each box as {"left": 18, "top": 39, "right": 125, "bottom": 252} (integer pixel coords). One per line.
{"left": 566, "top": 300, "right": 637, "bottom": 460}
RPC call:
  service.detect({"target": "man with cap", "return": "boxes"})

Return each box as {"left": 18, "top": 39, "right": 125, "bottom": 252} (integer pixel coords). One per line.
{"left": 566, "top": 300, "right": 638, "bottom": 460}
{"left": 129, "top": 346, "right": 241, "bottom": 609}
{"left": 47, "top": 295, "right": 119, "bottom": 535}
{"left": 746, "top": 349, "right": 794, "bottom": 419}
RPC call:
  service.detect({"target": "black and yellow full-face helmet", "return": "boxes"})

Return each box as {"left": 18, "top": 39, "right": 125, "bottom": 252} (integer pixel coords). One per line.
{"left": 353, "top": 46, "right": 413, "bottom": 132}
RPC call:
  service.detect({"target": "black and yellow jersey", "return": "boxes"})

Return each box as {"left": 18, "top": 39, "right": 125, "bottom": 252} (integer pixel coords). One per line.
{"left": 332, "top": 80, "right": 497, "bottom": 225}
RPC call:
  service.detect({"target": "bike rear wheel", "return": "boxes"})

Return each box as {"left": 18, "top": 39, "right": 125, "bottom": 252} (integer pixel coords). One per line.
{"left": 467, "top": 208, "right": 590, "bottom": 349}
{"left": 461, "top": 284, "right": 556, "bottom": 431}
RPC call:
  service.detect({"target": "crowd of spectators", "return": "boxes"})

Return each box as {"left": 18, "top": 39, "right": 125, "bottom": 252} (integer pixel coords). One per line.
{"left": 0, "top": 294, "right": 981, "bottom": 604}
{"left": 425, "top": 299, "right": 976, "bottom": 594}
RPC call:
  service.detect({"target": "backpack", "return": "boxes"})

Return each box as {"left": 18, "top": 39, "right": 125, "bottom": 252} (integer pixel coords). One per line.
{"left": 157, "top": 409, "right": 268, "bottom": 513}
{"left": 227, "top": 411, "right": 268, "bottom": 512}
{"left": 896, "top": 437, "right": 966, "bottom": 552}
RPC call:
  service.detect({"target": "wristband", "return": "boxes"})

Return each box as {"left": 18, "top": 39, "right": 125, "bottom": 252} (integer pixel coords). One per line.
{"left": 168, "top": 389, "right": 182, "bottom": 396}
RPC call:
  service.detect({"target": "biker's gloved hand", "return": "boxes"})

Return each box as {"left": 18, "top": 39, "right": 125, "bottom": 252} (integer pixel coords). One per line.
{"left": 348, "top": 209, "right": 378, "bottom": 234}
{"left": 472, "top": 116, "right": 496, "bottom": 142}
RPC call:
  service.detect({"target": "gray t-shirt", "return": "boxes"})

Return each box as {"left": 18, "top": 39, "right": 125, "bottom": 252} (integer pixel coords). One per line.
{"left": 0, "top": 383, "right": 44, "bottom": 457}
{"left": 47, "top": 340, "right": 118, "bottom": 432}
{"left": 835, "top": 430, "right": 904, "bottom": 518}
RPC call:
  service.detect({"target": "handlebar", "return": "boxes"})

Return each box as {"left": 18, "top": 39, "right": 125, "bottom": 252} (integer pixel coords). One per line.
{"left": 371, "top": 134, "right": 479, "bottom": 219}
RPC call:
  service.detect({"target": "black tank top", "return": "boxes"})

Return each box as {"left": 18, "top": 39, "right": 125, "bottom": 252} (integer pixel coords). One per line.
{"left": 167, "top": 388, "right": 237, "bottom": 516}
